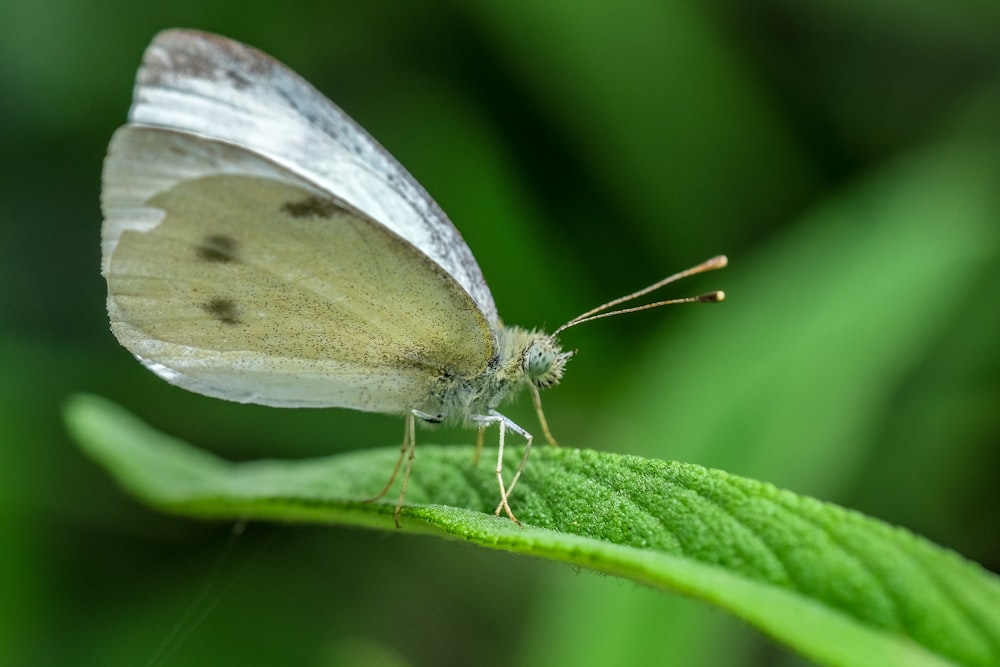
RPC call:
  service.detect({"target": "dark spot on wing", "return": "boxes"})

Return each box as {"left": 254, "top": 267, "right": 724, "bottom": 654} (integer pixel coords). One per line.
{"left": 154, "top": 51, "right": 215, "bottom": 81}
{"left": 197, "top": 234, "right": 239, "bottom": 263}
{"left": 225, "top": 68, "right": 253, "bottom": 89}
{"left": 203, "top": 298, "right": 241, "bottom": 325}
{"left": 281, "top": 196, "right": 340, "bottom": 219}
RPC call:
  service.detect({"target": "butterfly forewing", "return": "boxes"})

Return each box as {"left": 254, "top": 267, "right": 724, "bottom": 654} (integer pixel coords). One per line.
{"left": 129, "top": 28, "right": 498, "bottom": 323}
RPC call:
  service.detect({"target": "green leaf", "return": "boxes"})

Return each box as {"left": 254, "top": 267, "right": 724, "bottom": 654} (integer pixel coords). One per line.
{"left": 64, "top": 394, "right": 1000, "bottom": 667}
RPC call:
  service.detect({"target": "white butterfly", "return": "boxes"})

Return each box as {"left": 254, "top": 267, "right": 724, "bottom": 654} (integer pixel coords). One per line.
{"left": 102, "top": 29, "right": 726, "bottom": 526}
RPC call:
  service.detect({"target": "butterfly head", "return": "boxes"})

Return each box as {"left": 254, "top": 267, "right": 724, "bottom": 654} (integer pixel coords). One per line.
{"left": 523, "top": 335, "right": 574, "bottom": 390}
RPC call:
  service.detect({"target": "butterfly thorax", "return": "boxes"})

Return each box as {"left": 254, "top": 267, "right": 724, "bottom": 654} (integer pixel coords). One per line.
{"left": 427, "top": 325, "right": 572, "bottom": 426}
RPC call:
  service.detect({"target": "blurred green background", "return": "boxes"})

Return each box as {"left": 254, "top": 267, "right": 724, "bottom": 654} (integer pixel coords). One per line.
{"left": 2, "top": 1, "right": 999, "bottom": 665}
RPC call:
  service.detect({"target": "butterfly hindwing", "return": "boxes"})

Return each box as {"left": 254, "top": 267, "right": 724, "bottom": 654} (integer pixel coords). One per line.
{"left": 103, "top": 126, "right": 495, "bottom": 411}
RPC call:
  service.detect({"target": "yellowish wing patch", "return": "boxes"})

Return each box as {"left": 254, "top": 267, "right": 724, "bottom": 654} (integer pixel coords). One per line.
{"left": 106, "top": 139, "right": 494, "bottom": 411}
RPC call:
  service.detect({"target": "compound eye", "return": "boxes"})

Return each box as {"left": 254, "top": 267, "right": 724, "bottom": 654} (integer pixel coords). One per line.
{"left": 525, "top": 341, "right": 555, "bottom": 378}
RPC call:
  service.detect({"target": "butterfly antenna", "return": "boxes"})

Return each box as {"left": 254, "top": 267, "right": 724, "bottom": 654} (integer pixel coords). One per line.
{"left": 554, "top": 255, "right": 727, "bottom": 335}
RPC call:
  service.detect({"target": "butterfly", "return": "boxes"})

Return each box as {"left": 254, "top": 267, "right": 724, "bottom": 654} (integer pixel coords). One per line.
{"left": 101, "top": 29, "right": 726, "bottom": 526}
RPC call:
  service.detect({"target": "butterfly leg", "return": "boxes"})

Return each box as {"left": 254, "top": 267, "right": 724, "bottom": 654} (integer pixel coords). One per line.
{"left": 495, "top": 412, "right": 533, "bottom": 508}
{"left": 390, "top": 412, "right": 425, "bottom": 527}
{"left": 530, "top": 383, "right": 559, "bottom": 447}
{"left": 474, "top": 412, "right": 532, "bottom": 525}
{"left": 365, "top": 411, "right": 422, "bottom": 528}
{"left": 366, "top": 413, "right": 411, "bottom": 503}
{"left": 471, "top": 425, "right": 487, "bottom": 465}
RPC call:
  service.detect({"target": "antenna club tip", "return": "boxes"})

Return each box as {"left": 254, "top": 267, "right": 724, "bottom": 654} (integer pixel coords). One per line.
{"left": 701, "top": 290, "right": 725, "bottom": 303}
{"left": 710, "top": 255, "right": 728, "bottom": 269}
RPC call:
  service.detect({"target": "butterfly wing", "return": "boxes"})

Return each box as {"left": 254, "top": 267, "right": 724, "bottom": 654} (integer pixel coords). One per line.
{"left": 103, "top": 126, "right": 495, "bottom": 412}
{"left": 127, "top": 28, "right": 499, "bottom": 324}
